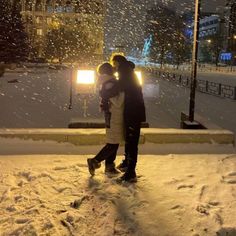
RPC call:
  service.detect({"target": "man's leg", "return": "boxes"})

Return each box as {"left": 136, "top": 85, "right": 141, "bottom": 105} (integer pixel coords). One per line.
{"left": 126, "top": 123, "right": 140, "bottom": 171}
{"left": 117, "top": 142, "right": 129, "bottom": 172}
{"left": 119, "top": 123, "right": 141, "bottom": 182}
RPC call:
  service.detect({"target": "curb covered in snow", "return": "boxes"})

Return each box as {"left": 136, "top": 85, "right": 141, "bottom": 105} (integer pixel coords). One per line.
{"left": 0, "top": 128, "right": 234, "bottom": 146}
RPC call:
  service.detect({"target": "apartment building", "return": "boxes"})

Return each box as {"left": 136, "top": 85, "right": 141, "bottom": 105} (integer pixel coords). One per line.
{"left": 18, "top": 0, "right": 105, "bottom": 60}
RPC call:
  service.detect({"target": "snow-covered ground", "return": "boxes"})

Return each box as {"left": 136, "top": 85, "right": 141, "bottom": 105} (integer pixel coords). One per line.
{"left": 0, "top": 138, "right": 236, "bottom": 236}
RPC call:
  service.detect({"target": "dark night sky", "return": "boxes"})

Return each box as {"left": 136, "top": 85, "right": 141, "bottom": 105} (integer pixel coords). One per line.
{"left": 133, "top": 0, "right": 226, "bottom": 12}
{"left": 105, "top": 0, "right": 227, "bottom": 54}
{"left": 164, "top": 0, "right": 226, "bottom": 13}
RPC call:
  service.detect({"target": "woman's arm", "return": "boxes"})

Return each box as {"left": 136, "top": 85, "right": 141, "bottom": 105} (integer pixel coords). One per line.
{"left": 100, "top": 81, "right": 120, "bottom": 100}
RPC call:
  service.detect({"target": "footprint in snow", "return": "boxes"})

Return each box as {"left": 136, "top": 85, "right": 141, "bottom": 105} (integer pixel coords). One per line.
{"left": 222, "top": 172, "right": 236, "bottom": 184}
{"left": 177, "top": 184, "right": 194, "bottom": 190}
{"left": 53, "top": 166, "right": 68, "bottom": 171}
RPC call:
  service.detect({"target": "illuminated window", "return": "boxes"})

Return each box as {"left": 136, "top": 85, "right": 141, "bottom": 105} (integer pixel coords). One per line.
{"left": 36, "top": 16, "right": 42, "bottom": 24}
{"left": 37, "top": 29, "right": 43, "bottom": 36}
{"left": 46, "top": 17, "right": 52, "bottom": 24}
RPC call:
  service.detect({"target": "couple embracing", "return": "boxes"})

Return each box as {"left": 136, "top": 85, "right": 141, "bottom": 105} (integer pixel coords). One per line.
{"left": 87, "top": 55, "right": 146, "bottom": 183}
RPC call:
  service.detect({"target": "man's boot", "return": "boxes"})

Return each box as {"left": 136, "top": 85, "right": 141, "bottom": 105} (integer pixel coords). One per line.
{"left": 117, "top": 170, "right": 137, "bottom": 183}
{"left": 105, "top": 163, "right": 120, "bottom": 176}
{"left": 116, "top": 159, "right": 128, "bottom": 172}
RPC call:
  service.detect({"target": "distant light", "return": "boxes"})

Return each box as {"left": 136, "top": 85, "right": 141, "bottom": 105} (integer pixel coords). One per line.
{"left": 135, "top": 71, "right": 142, "bottom": 85}
{"left": 234, "top": 35, "right": 236, "bottom": 40}
{"left": 114, "top": 72, "right": 118, "bottom": 79}
{"left": 76, "top": 70, "right": 95, "bottom": 84}
{"left": 114, "top": 71, "right": 142, "bottom": 85}
{"left": 220, "top": 52, "right": 232, "bottom": 61}
{"left": 207, "top": 39, "right": 211, "bottom": 43}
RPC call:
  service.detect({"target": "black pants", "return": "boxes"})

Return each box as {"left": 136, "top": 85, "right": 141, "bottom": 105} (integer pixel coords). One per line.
{"left": 94, "top": 143, "right": 119, "bottom": 165}
{"left": 124, "top": 122, "right": 141, "bottom": 172}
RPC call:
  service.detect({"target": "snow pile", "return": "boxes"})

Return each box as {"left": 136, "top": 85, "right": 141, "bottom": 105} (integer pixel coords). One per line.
{"left": 0, "top": 154, "right": 236, "bottom": 236}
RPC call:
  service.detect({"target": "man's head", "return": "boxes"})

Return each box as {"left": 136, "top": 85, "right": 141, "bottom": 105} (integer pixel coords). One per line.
{"left": 110, "top": 54, "right": 127, "bottom": 71}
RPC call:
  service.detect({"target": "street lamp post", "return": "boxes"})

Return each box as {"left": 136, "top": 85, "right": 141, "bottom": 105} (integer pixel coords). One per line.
{"left": 189, "top": 0, "right": 201, "bottom": 122}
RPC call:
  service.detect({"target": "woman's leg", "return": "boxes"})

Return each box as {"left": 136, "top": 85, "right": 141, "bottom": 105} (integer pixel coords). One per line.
{"left": 87, "top": 144, "right": 111, "bottom": 176}
{"left": 94, "top": 143, "right": 119, "bottom": 163}
{"left": 105, "top": 144, "right": 119, "bottom": 165}
{"left": 87, "top": 144, "right": 119, "bottom": 176}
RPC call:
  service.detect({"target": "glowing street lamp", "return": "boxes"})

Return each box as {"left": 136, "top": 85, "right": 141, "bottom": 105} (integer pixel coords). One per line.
{"left": 68, "top": 68, "right": 96, "bottom": 117}
{"left": 76, "top": 69, "right": 95, "bottom": 94}
{"left": 76, "top": 70, "right": 95, "bottom": 84}
{"left": 76, "top": 69, "right": 95, "bottom": 117}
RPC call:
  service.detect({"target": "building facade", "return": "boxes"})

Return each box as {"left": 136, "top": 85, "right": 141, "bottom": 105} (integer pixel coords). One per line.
{"left": 189, "top": 13, "right": 226, "bottom": 64}
{"left": 198, "top": 15, "right": 220, "bottom": 39}
{"left": 189, "top": 14, "right": 222, "bottom": 39}
{"left": 17, "top": 0, "right": 105, "bottom": 61}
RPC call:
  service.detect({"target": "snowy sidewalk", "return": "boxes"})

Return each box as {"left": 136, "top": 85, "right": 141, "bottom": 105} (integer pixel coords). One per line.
{"left": 0, "top": 153, "right": 236, "bottom": 236}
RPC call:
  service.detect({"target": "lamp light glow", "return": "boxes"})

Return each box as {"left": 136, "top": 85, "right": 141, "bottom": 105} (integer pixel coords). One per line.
{"left": 114, "top": 72, "right": 118, "bottom": 79}
{"left": 135, "top": 71, "right": 142, "bottom": 85}
{"left": 76, "top": 70, "right": 95, "bottom": 84}
{"left": 114, "top": 71, "right": 142, "bottom": 85}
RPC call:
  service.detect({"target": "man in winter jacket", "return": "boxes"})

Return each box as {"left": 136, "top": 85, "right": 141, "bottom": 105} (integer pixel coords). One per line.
{"left": 111, "top": 55, "right": 146, "bottom": 182}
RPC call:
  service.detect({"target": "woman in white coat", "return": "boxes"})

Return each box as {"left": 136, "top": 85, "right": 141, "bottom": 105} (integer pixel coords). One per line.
{"left": 87, "top": 63, "right": 124, "bottom": 176}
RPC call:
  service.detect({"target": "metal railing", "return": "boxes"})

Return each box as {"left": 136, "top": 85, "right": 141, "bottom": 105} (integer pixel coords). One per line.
{"left": 145, "top": 68, "right": 236, "bottom": 100}
{"left": 162, "top": 64, "right": 236, "bottom": 74}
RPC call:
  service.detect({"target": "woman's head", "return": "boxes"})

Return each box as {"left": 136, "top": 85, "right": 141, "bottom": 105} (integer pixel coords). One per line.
{"left": 97, "top": 62, "right": 113, "bottom": 76}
